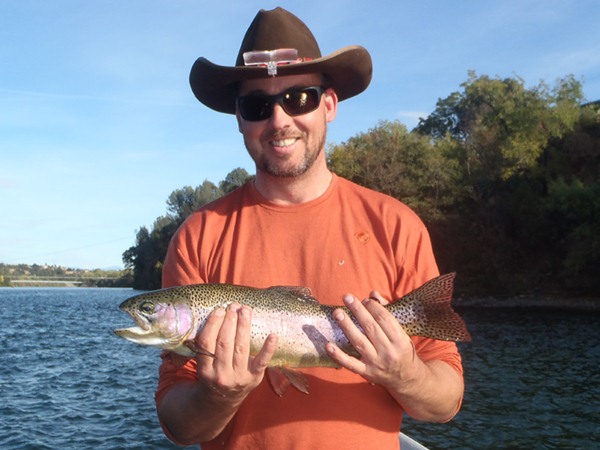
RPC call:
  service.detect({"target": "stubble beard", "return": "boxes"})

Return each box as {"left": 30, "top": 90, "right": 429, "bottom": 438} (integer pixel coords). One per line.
{"left": 246, "top": 130, "right": 327, "bottom": 179}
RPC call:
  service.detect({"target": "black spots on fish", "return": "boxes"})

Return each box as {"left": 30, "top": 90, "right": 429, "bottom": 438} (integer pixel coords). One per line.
{"left": 406, "top": 273, "right": 455, "bottom": 306}
{"left": 267, "top": 286, "right": 314, "bottom": 298}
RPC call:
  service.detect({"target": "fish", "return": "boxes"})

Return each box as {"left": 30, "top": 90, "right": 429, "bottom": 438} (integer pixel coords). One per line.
{"left": 115, "top": 272, "right": 470, "bottom": 395}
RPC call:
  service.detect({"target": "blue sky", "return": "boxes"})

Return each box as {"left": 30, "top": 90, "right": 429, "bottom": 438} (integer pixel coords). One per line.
{"left": 1, "top": 0, "right": 599, "bottom": 270}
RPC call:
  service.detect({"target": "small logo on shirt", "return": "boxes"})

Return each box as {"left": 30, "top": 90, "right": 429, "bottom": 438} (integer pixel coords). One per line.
{"left": 354, "top": 231, "right": 370, "bottom": 244}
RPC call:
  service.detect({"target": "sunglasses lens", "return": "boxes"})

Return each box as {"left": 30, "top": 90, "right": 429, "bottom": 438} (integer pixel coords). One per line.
{"left": 238, "top": 87, "right": 323, "bottom": 121}
{"left": 238, "top": 96, "right": 273, "bottom": 121}
{"left": 282, "top": 89, "right": 320, "bottom": 116}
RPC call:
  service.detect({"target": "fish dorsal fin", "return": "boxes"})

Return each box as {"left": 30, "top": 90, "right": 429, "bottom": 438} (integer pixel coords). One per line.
{"left": 267, "top": 286, "right": 317, "bottom": 302}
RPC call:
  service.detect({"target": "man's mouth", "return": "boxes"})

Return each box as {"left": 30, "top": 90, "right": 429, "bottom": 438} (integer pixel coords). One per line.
{"left": 271, "top": 138, "right": 298, "bottom": 148}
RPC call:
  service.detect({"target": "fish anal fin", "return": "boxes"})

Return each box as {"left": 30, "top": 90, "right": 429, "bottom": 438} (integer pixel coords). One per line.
{"left": 267, "top": 367, "right": 310, "bottom": 396}
{"left": 281, "top": 367, "right": 309, "bottom": 394}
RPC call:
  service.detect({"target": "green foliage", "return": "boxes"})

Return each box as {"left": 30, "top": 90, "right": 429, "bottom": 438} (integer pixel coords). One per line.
{"left": 166, "top": 181, "right": 223, "bottom": 225}
{"left": 220, "top": 167, "right": 255, "bottom": 193}
{"left": 543, "top": 180, "right": 600, "bottom": 291}
{"left": 123, "top": 168, "right": 252, "bottom": 290}
{"left": 328, "top": 120, "right": 459, "bottom": 221}
{"left": 418, "top": 72, "right": 583, "bottom": 203}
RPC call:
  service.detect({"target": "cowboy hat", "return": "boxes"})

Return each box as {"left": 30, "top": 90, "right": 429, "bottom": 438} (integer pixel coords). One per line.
{"left": 189, "top": 7, "right": 372, "bottom": 114}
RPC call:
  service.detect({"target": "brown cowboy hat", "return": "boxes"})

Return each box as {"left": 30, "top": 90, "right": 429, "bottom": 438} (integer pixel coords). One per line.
{"left": 189, "top": 7, "right": 372, "bottom": 114}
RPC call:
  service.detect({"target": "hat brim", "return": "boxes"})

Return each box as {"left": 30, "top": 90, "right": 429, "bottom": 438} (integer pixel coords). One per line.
{"left": 190, "top": 45, "right": 372, "bottom": 114}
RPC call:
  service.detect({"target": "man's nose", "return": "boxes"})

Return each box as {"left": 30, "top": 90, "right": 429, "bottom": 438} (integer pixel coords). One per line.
{"left": 269, "top": 102, "right": 294, "bottom": 127}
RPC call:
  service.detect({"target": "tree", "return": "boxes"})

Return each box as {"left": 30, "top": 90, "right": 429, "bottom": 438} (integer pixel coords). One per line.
{"left": 122, "top": 225, "right": 166, "bottom": 290}
{"left": 219, "top": 167, "right": 253, "bottom": 193}
{"left": 417, "top": 72, "right": 583, "bottom": 204}
{"left": 415, "top": 73, "right": 595, "bottom": 294}
{"left": 328, "top": 120, "right": 459, "bottom": 221}
{"left": 166, "top": 181, "right": 223, "bottom": 226}
{"left": 123, "top": 168, "right": 253, "bottom": 290}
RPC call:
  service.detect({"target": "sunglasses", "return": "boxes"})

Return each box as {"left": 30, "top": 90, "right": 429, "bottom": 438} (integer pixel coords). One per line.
{"left": 236, "top": 86, "right": 326, "bottom": 122}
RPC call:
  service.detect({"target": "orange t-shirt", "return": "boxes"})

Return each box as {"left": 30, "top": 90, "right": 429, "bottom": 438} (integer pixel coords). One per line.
{"left": 157, "top": 174, "right": 463, "bottom": 449}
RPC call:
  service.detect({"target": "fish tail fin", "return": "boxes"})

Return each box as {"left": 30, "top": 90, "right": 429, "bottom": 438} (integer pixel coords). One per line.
{"left": 397, "top": 273, "right": 472, "bottom": 342}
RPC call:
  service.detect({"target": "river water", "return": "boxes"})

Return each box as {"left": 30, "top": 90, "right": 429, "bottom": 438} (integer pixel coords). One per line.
{"left": 0, "top": 288, "right": 598, "bottom": 449}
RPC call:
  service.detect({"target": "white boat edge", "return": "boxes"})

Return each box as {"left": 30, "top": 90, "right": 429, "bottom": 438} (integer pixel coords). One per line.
{"left": 399, "top": 432, "right": 430, "bottom": 450}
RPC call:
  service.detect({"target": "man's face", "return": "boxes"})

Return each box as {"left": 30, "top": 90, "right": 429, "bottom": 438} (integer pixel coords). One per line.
{"left": 236, "top": 74, "right": 338, "bottom": 179}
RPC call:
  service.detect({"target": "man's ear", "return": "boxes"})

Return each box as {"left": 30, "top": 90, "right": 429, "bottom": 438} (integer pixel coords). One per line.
{"left": 324, "top": 88, "right": 338, "bottom": 123}
{"left": 235, "top": 110, "right": 243, "bottom": 133}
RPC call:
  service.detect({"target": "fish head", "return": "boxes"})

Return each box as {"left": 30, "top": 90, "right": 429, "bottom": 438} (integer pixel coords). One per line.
{"left": 114, "top": 289, "right": 196, "bottom": 356}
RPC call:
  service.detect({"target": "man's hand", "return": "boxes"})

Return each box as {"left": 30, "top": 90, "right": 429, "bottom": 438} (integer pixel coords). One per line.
{"left": 325, "top": 292, "right": 417, "bottom": 390}
{"left": 195, "top": 302, "right": 279, "bottom": 399}
{"left": 157, "top": 303, "right": 278, "bottom": 445}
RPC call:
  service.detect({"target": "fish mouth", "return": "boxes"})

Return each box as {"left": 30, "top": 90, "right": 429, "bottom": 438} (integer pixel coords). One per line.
{"left": 114, "top": 326, "right": 149, "bottom": 339}
{"left": 114, "top": 310, "right": 152, "bottom": 338}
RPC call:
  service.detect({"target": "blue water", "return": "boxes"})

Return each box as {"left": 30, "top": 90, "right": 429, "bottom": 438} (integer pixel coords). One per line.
{"left": 1, "top": 288, "right": 598, "bottom": 449}
{"left": 0, "top": 288, "right": 193, "bottom": 450}
{"left": 404, "top": 307, "right": 600, "bottom": 449}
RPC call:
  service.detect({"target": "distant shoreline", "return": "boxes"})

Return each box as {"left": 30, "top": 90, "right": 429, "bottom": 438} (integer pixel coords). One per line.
{"left": 4, "top": 278, "right": 132, "bottom": 288}
{"left": 454, "top": 295, "right": 600, "bottom": 312}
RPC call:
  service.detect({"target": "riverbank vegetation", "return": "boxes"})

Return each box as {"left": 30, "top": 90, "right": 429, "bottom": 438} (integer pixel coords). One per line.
{"left": 122, "top": 73, "right": 599, "bottom": 300}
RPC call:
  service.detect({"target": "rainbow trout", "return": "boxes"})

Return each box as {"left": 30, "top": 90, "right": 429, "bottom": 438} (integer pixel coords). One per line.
{"left": 115, "top": 273, "right": 470, "bottom": 394}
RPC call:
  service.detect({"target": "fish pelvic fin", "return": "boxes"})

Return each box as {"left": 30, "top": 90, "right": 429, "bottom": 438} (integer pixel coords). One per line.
{"left": 396, "top": 273, "right": 472, "bottom": 342}
{"left": 267, "top": 367, "right": 309, "bottom": 396}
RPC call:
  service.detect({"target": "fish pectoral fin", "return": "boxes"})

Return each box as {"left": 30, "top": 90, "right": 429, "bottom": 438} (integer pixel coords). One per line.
{"left": 267, "top": 366, "right": 309, "bottom": 397}
{"left": 169, "top": 352, "right": 193, "bottom": 368}
{"left": 184, "top": 341, "right": 216, "bottom": 358}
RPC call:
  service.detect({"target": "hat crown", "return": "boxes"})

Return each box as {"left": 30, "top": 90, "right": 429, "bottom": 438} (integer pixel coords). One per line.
{"left": 235, "top": 8, "right": 322, "bottom": 66}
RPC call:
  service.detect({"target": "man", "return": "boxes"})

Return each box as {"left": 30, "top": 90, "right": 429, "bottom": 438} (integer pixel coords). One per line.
{"left": 156, "top": 7, "right": 464, "bottom": 449}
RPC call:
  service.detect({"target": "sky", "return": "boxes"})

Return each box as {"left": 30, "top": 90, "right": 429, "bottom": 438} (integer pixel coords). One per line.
{"left": 1, "top": 0, "right": 599, "bottom": 270}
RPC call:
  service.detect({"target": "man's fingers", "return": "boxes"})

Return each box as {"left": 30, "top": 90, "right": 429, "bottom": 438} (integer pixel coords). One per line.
{"left": 369, "top": 291, "right": 389, "bottom": 306}
{"left": 232, "top": 306, "right": 253, "bottom": 371}
{"left": 341, "top": 295, "right": 387, "bottom": 348}
{"left": 195, "top": 307, "right": 226, "bottom": 363}
{"left": 326, "top": 340, "right": 367, "bottom": 375}
{"left": 361, "top": 296, "right": 406, "bottom": 344}
{"left": 251, "top": 334, "right": 278, "bottom": 373}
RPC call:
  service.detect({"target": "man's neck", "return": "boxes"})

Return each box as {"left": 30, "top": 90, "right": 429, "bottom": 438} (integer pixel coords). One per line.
{"left": 253, "top": 166, "right": 333, "bottom": 205}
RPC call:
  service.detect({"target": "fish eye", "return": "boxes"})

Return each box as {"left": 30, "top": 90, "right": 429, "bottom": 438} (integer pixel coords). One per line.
{"left": 140, "top": 301, "right": 155, "bottom": 314}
